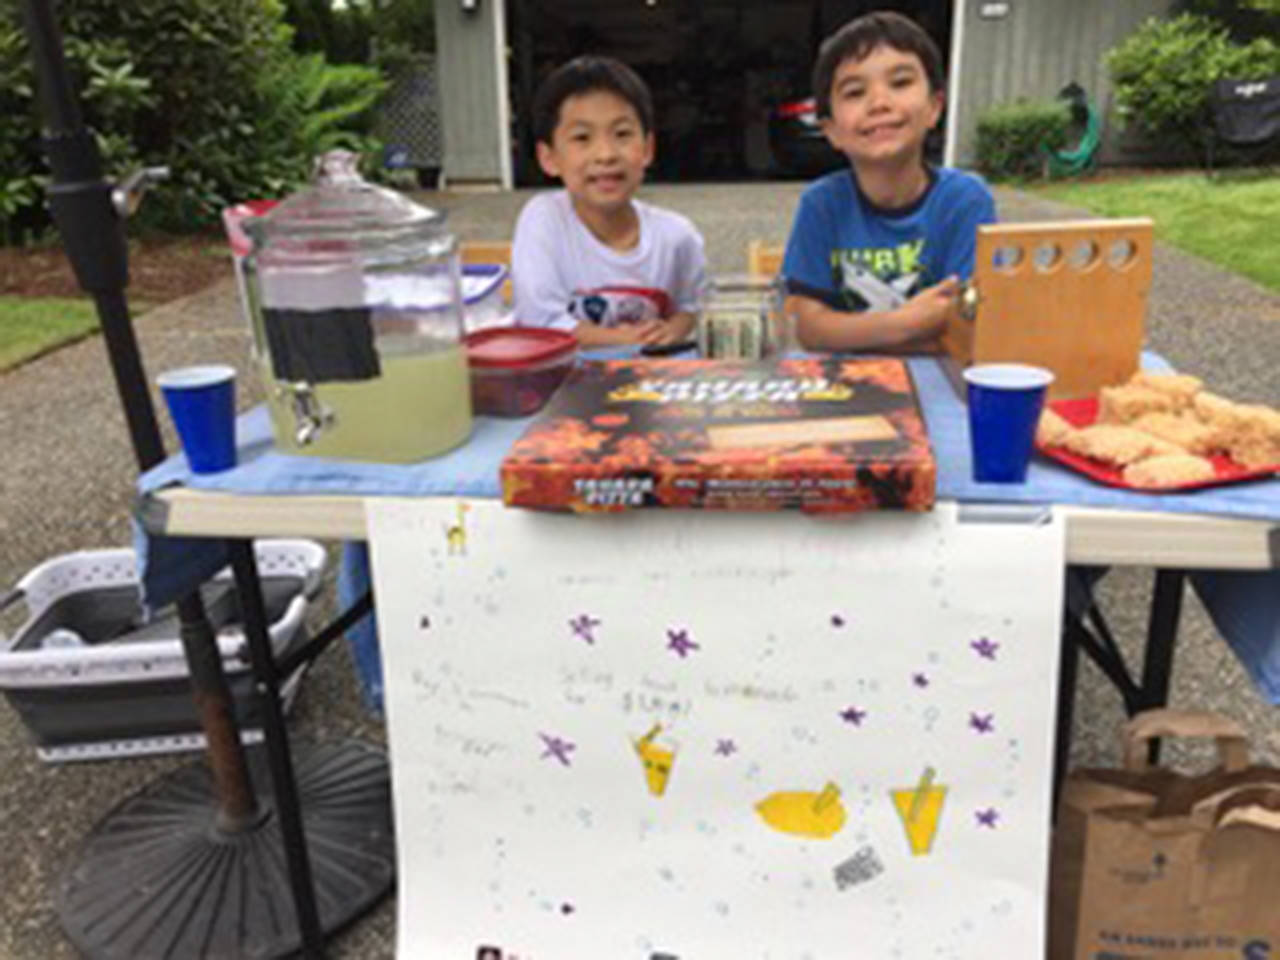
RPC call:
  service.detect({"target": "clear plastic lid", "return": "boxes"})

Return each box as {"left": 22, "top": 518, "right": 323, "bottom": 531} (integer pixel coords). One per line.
{"left": 712, "top": 273, "right": 779, "bottom": 294}
{"left": 245, "top": 150, "right": 454, "bottom": 268}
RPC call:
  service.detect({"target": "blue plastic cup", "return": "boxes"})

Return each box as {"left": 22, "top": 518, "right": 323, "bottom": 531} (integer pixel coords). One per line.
{"left": 157, "top": 365, "right": 237, "bottom": 474}
{"left": 963, "top": 363, "right": 1055, "bottom": 484}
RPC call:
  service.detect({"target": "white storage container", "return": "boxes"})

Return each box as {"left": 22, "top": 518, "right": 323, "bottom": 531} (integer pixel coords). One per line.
{"left": 0, "top": 540, "right": 325, "bottom": 762}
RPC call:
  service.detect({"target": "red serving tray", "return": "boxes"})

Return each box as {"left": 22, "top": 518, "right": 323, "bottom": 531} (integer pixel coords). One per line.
{"left": 1036, "top": 396, "right": 1280, "bottom": 492}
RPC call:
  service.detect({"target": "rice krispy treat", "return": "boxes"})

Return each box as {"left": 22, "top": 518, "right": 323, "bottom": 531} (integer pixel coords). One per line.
{"left": 1062, "top": 424, "right": 1182, "bottom": 466}
{"left": 1128, "top": 371, "right": 1203, "bottom": 408}
{"left": 1237, "top": 403, "right": 1280, "bottom": 438}
{"left": 1036, "top": 408, "right": 1075, "bottom": 448}
{"left": 1122, "top": 454, "right": 1217, "bottom": 489}
{"left": 1098, "top": 384, "right": 1174, "bottom": 424}
{"left": 1192, "top": 391, "right": 1241, "bottom": 428}
{"left": 1225, "top": 404, "right": 1280, "bottom": 469}
{"left": 1129, "top": 412, "right": 1220, "bottom": 456}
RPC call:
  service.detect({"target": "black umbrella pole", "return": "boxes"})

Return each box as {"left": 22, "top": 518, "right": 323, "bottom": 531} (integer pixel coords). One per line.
{"left": 21, "top": 0, "right": 258, "bottom": 825}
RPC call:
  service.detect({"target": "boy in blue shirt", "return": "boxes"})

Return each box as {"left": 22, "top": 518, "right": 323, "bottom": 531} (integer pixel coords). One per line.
{"left": 782, "top": 11, "right": 997, "bottom": 353}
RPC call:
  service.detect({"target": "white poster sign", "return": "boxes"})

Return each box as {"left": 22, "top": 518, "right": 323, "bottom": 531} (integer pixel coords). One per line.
{"left": 367, "top": 499, "right": 1065, "bottom": 960}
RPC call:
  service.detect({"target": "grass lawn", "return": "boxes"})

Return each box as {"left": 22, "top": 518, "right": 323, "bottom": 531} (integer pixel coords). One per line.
{"left": 1031, "top": 171, "right": 1280, "bottom": 293}
{"left": 0, "top": 296, "right": 104, "bottom": 370}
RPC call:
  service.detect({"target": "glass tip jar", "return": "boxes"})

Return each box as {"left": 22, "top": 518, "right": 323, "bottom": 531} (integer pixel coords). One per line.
{"left": 697, "top": 273, "right": 793, "bottom": 360}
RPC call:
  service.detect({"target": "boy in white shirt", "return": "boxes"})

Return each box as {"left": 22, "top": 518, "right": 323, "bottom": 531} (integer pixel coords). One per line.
{"left": 512, "top": 56, "right": 707, "bottom": 348}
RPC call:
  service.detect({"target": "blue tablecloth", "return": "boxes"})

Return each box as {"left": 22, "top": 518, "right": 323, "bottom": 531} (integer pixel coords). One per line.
{"left": 137, "top": 354, "right": 1280, "bottom": 705}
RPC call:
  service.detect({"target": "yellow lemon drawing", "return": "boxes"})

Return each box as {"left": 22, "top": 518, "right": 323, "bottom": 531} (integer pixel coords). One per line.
{"left": 755, "top": 781, "right": 847, "bottom": 839}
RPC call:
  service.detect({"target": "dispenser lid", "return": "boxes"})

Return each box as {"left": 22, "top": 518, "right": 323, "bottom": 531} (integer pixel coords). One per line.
{"left": 712, "top": 273, "right": 778, "bottom": 293}
{"left": 245, "top": 150, "right": 451, "bottom": 266}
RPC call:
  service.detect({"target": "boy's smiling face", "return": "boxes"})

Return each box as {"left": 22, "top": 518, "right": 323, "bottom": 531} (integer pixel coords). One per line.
{"left": 537, "top": 90, "right": 654, "bottom": 216}
{"left": 822, "top": 44, "right": 943, "bottom": 168}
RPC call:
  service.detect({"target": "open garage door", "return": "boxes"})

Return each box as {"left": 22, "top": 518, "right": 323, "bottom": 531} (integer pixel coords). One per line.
{"left": 507, "top": 0, "right": 953, "bottom": 186}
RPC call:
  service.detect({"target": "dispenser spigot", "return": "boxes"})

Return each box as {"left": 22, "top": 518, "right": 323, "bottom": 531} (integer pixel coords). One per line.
{"left": 282, "top": 383, "right": 336, "bottom": 446}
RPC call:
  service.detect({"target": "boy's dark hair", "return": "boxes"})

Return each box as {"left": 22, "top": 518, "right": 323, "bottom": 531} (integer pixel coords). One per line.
{"left": 812, "top": 12, "right": 945, "bottom": 119}
{"left": 532, "top": 55, "right": 655, "bottom": 145}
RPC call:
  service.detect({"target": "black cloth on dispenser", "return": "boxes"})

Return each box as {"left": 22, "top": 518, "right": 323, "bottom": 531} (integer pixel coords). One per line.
{"left": 263, "top": 307, "right": 381, "bottom": 382}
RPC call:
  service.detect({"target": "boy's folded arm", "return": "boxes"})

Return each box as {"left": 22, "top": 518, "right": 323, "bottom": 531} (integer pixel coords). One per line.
{"left": 648, "top": 311, "right": 696, "bottom": 345}
{"left": 785, "top": 292, "right": 941, "bottom": 353}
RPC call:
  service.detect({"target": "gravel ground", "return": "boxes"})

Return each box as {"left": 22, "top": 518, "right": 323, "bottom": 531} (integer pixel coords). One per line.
{"left": 0, "top": 181, "right": 1277, "bottom": 959}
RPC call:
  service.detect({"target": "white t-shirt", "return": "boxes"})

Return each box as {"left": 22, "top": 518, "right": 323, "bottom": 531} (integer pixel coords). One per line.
{"left": 511, "top": 190, "right": 707, "bottom": 332}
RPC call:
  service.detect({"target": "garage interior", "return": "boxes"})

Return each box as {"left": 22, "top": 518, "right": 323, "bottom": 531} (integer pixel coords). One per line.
{"left": 506, "top": 0, "right": 954, "bottom": 186}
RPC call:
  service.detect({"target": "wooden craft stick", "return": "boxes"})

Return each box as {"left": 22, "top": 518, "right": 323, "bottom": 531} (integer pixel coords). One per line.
{"left": 812, "top": 781, "right": 841, "bottom": 814}
{"left": 705, "top": 415, "right": 898, "bottom": 450}
{"left": 908, "top": 766, "right": 935, "bottom": 823}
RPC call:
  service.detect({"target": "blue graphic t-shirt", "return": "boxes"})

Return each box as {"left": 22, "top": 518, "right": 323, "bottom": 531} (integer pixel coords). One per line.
{"left": 781, "top": 166, "right": 997, "bottom": 312}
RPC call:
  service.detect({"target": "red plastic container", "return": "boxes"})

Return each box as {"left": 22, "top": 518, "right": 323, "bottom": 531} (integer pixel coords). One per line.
{"left": 464, "top": 327, "right": 577, "bottom": 417}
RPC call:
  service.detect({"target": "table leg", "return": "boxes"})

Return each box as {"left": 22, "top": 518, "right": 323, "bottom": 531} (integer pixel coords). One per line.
{"left": 1139, "top": 569, "right": 1187, "bottom": 764}
{"left": 1053, "top": 602, "right": 1081, "bottom": 816}
{"left": 228, "top": 539, "right": 326, "bottom": 959}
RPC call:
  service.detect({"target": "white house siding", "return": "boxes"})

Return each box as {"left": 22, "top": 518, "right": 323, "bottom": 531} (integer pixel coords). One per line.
{"left": 433, "top": 0, "right": 511, "bottom": 186}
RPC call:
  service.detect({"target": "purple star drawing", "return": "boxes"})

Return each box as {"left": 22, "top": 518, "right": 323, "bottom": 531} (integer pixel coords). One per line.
{"left": 970, "top": 636, "right": 1000, "bottom": 660}
{"left": 975, "top": 807, "right": 1000, "bottom": 828}
{"left": 839, "top": 706, "right": 867, "bottom": 726}
{"left": 568, "top": 614, "right": 601, "bottom": 645}
{"left": 912, "top": 672, "right": 930, "bottom": 688}
{"left": 560, "top": 902, "right": 575, "bottom": 916}
{"left": 666, "top": 628, "right": 700, "bottom": 658}
{"left": 715, "top": 738, "right": 738, "bottom": 757}
{"left": 830, "top": 614, "right": 846, "bottom": 628}
{"left": 970, "top": 712, "right": 995, "bottom": 734}
{"left": 539, "top": 733, "right": 576, "bottom": 766}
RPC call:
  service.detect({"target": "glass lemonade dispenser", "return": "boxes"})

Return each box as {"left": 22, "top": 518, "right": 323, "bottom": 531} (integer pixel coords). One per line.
{"left": 240, "top": 150, "right": 472, "bottom": 462}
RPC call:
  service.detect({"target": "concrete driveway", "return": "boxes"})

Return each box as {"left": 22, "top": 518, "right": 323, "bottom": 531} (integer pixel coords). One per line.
{"left": 1, "top": 181, "right": 1278, "bottom": 958}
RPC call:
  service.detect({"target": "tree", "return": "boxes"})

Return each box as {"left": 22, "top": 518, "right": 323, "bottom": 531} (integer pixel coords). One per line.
{"left": 1107, "top": 13, "right": 1280, "bottom": 155}
{"left": 1178, "top": 0, "right": 1280, "bottom": 41}
{"left": 0, "top": 0, "right": 386, "bottom": 239}
{"left": 283, "top": 0, "right": 335, "bottom": 54}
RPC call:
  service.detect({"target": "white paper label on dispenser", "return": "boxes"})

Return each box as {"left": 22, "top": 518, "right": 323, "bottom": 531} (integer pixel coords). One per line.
{"left": 258, "top": 263, "right": 366, "bottom": 311}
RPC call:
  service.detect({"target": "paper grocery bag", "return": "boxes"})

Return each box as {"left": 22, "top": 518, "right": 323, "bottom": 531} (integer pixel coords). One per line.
{"left": 1050, "top": 709, "right": 1280, "bottom": 960}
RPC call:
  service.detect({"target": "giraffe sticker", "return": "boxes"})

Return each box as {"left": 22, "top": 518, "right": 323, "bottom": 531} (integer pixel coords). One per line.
{"left": 445, "top": 501, "right": 470, "bottom": 555}
{"left": 756, "top": 782, "right": 847, "bottom": 839}
{"left": 632, "top": 723, "right": 678, "bottom": 797}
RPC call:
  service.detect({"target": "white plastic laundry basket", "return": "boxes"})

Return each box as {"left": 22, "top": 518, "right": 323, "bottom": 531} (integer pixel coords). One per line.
{"left": 0, "top": 539, "right": 326, "bottom": 762}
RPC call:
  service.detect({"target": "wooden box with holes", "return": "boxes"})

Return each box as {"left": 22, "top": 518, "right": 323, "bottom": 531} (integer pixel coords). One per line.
{"left": 941, "top": 219, "right": 1154, "bottom": 400}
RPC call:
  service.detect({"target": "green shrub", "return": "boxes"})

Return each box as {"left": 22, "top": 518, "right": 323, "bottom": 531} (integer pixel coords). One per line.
{"left": 1106, "top": 13, "right": 1280, "bottom": 150}
{"left": 974, "top": 100, "right": 1071, "bottom": 181}
{"left": 0, "top": 0, "right": 388, "bottom": 241}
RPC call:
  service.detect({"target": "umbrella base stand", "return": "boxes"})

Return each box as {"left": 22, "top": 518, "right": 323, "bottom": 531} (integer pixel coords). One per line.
{"left": 57, "top": 739, "right": 395, "bottom": 960}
